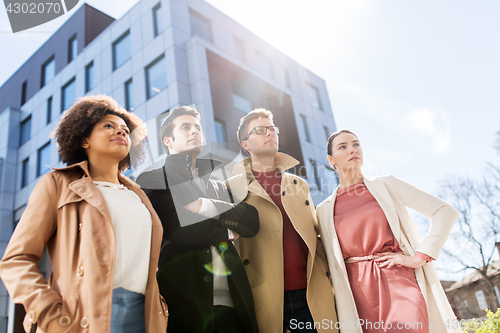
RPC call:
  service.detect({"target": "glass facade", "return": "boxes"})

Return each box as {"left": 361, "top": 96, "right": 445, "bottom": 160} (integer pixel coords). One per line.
{"left": 20, "top": 115, "right": 31, "bottom": 146}
{"left": 41, "top": 56, "right": 55, "bottom": 87}
{"left": 61, "top": 77, "right": 76, "bottom": 112}
{"left": 37, "top": 142, "right": 51, "bottom": 177}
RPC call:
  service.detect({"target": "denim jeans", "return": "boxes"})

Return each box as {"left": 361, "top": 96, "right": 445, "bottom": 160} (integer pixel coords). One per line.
{"left": 111, "top": 288, "right": 146, "bottom": 333}
{"left": 283, "top": 289, "right": 318, "bottom": 333}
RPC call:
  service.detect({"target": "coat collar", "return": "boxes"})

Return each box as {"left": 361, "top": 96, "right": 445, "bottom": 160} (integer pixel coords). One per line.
{"left": 324, "top": 174, "right": 401, "bottom": 244}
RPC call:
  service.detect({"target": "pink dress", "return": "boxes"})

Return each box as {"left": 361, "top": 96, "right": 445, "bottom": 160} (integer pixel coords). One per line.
{"left": 334, "top": 183, "right": 429, "bottom": 333}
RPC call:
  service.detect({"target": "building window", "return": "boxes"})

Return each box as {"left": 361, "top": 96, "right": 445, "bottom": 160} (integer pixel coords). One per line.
{"left": 307, "top": 83, "right": 323, "bottom": 111}
{"left": 20, "top": 115, "right": 31, "bottom": 146}
{"left": 190, "top": 10, "right": 212, "bottom": 42}
{"left": 46, "top": 96, "right": 52, "bottom": 124}
{"left": 300, "top": 114, "right": 311, "bottom": 142}
{"left": 234, "top": 37, "right": 246, "bottom": 63}
{"left": 323, "top": 126, "right": 330, "bottom": 142}
{"left": 309, "top": 159, "right": 321, "bottom": 189}
{"left": 153, "top": 3, "right": 163, "bottom": 37}
{"left": 113, "top": 30, "right": 131, "bottom": 71}
{"left": 37, "top": 142, "right": 51, "bottom": 177}
{"left": 214, "top": 119, "right": 228, "bottom": 148}
{"left": 125, "top": 79, "right": 134, "bottom": 111}
{"left": 146, "top": 55, "right": 167, "bottom": 99}
{"left": 255, "top": 52, "right": 274, "bottom": 79}
{"left": 475, "top": 290, "right": 488, "bottom": 310}
{"left": 232, "top": 81, "right": 251, "bottom": 113}
{"left": 61, "top": 77, "right": 76, "bottom": 113}
{"left": 284, "top": 67, "right": 291, "bottom": 89}
{"left": 41, "top": 56, "right": 55, "bottom": 87}
{"left": 85, "top": 61, "right": 94, "bottom": 93}
{"left": 21, "top": 158, "right": 29, "bottom": 188}
{"left": 21, "top": 80, "right": 27, "bottom": 106}
{"left": 68, "top": 34, "right": 77, "bottom": 63}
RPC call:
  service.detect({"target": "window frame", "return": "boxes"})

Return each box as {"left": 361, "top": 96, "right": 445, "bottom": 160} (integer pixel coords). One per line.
{"left": 21, "top": 158, "right": 29, "bottom": 188}
{"left": 41, "top": 55, "right": 55, "bottom": 88}
{"left": 124, "top": 78, "right": 133, "bottom": 111}
{"left": 46, "top": 96, "right": 52, "bottom": 125}
{"left": 153, "top": 3, "right": 163, "bottom": 37}
{"left": 37, "top": 141, "right": 51, "bottom": 177}
{"left": 61, "top": 77, "right": 76, "bottom": 113}
{"left": 307, "top": 82, "right": 323, "bottom": 111}
{"left": 20, "top": 115, "right": 31, "bottom": 146}
{"left": 68, "top": 34, "right": 77, "bottom": 63}
{"left": 145, "top": 54, "right": 167, "bottom": 100}
{"left": 85, "top": 61, "right": 94, "bottom": 93}
{"left": 112, "top": 30, "right": 131, "bottom": 71}
{"left": 21, "top": 80, "right": 27, "bottom": 106}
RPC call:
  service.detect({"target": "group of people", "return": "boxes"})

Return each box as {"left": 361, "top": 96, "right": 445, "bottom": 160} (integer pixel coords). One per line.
{"left": 0, "top": 95, "right": 461, "bottom": 333}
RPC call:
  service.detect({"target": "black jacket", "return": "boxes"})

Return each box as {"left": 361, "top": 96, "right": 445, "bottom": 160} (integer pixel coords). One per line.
{"left": 136, "top": 152, "right": 259, "bottom": 333}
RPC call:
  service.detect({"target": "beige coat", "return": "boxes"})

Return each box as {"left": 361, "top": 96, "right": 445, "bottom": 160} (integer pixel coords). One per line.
{"left": 228, "top": 153, "right": 338, "bottom": 333}
{"left": 316, "top": 174, "right": 461, "bottom": 333}
{"left": 0, "top": 161, "right": 168, "bottom": 333}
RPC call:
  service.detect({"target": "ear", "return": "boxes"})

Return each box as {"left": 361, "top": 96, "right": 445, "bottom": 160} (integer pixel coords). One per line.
{"left": 327, "top": 154, "right": 335, "bottom": 167}
{"left": 164, "top": 136, "right": 173, "bottom": 150}
{"left": 241, "top": 140, "right": 250, "bottom": 154}
{"left": 81, "top": 140, "right": 89, "bottom": 149}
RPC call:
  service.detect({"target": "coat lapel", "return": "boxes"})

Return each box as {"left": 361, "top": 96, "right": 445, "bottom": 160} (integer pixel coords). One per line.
{"left": 363, "top": 175, "right": 401, "bottom": 245}
{"left": 68, "top": 176, "right": 113, "bottom": 223}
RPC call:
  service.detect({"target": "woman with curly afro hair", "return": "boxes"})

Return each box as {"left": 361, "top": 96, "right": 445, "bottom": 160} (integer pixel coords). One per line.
{"left": 0, "top": 95, "right": 168, "bottom": 333}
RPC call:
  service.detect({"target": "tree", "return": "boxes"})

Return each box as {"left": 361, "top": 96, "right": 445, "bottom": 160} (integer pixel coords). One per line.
{"left": 439, "top": 130, "right": 500, "bottom": 316}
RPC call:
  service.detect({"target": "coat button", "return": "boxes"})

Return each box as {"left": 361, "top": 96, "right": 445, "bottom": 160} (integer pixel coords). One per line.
{"left": 156, "top": 266, "right": 159, "bottom": 272}
{"left": 293, "top": 179, "right": 297, "bottom": 184}
{"left": 243, "top": 259, "right": 250, "bottom": 265}
{"left": 28, "top": 311, "right": 35, "bottom": 322}
{"left": 338, "top": 285, "right": 343, "bottom": 291}
{"left": 78, "top": 223, "right": 82, "bottom": 231}
{"left": 77, "top": 266, "right": 84, "bottom": 276}
{"left": 186, "top": 155, "right": 189, "bottom": 161}
{"left": 326, "top": 271, "right": 330, "bottom": 277}
{"left": 335, "top": 263, "right": 339, "bottom": 269}
{"left": 80, "top": 317, "right": 89, "bottom": 328}
{"left": 59, "top": 316, "right": 71, "bottom": 326}
{"left": 305, "top": 200, "right": 310, "bottom": 206}
{"left": 203, "top": 247, "right": 210, "bottom": 253}
{"left": 314, "top": 226, "right": 317, "bottom": 232}
{"left": 204, "top": 276, "right": 211, "bottom": 282}
{"left": 282, "top": 191, "right": 286, "bottom": 196}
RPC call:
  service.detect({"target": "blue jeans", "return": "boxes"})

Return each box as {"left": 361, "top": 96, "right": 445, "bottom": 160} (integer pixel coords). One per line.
{"left": 111, "top": 288, "right": 145, "bottom": 333}
{"left": 283, "top": 289, "right": 318, "bottom": 333}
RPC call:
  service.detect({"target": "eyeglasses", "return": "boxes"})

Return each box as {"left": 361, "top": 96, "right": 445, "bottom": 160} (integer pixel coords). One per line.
{"left": 244, "top": 126, "right": 280, "bottom": 141}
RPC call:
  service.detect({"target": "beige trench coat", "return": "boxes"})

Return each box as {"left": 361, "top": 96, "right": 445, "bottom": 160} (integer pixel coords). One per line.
{"left": 228, "top": 153, "right": 338, "bottom": 333}
{"left": 0, "top": 161, "right": 168, "bottom": 333}
{"left": 316, "top": 174, "right": 461, "bottom": 333}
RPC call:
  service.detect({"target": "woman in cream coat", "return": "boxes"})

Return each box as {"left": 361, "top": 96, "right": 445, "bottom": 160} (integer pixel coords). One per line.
{"left": 316, "top": 130, "right": 461, "bottom": 333}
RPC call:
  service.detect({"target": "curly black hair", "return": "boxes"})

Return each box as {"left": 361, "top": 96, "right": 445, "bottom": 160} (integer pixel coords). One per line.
{"left": 52, "top": 95, "right": 146, "bottom": 173}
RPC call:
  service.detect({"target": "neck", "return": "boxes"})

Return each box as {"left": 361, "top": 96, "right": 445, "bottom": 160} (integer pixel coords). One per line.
{"left": 338, "top": 168, "right": 363, "bottom": 188}
{"left": 250, "top": 154, "right": 277, "bottom": 173}
{"left": 88, "top": 159, "right": 121, "bottom": 184}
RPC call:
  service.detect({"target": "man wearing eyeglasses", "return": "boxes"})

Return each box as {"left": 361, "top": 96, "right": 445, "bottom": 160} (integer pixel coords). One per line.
{"left": 227, "top": 109, "right": 338, "bottom": 333}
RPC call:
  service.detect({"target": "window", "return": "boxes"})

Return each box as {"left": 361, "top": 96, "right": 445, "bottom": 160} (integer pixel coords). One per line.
{"left": 21, "top": 158, "right": 29, "bottom": 188}
{"left": 214, "top": 119, "right": 228, "bottom": 148}
{"left": 21, "top": 80, "right": 27, "bottom": 106}
{"left": 234, "top": 37, "right": 246, "bottom": 63}
{"left": 37, "top": 142, "right": 51, "bottom": 177}
{"left": 300, "top": 114, "right": 311, "bottom": 142}
{"left": 189, "top": 10, "right": 212, "bottom": 42}
{"left": 153, "top": 3, "right": 163, "bottom": 37}
{"left": 475, "top": 290, "right": 488, "bottom": 310}
{"left": 41, "top": 56, "right": 55, "bottom": 87}
{"left": 309, "top": 159, "right": 321, "bottom": 189}
{"left": 85, "top": 61, "right": 94, "bottom": 93}
{"left": 61, "top": 77, "right": 76, "bottom": 113}
{"left": 46, "top": 96, "right": 52, "bottom": 124}
{"left": 307, "top": 83, "right": 323, "bottom": 111}
{"left": 284, "top": 67, "right": 291, "bottom": 88}
{"left": 68, "top": 34, "right": 77, "bottom": 63}
{"left": 232, "top": 81, "right": 251, "bottom": 113}
{"left": 125, "top": 79, "right": 134, "bottom": 111}
{"left": 20, "top": 115, "right": 31, "bottom": 146}
{"left": 256, "top": 52, "right": 274, "bottom": 78}
{"left": 146, "top": 55, "right": 167, "bottom": 99}
{"left": 113, "top": 31, "right": 131, "bottom": 71}
{"left": 323, "top": 126, "right": 330, "bottom": 142}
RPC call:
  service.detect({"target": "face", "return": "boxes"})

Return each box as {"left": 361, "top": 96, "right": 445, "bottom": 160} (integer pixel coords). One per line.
{"left": 82, "top": 114, "right": 131, "bottom": 163}
{"left": 327, "top": 132, "right": 363, "bottom": 172}
{"left": 241, "top": 116, "right": 279, "bottom": 158}
{"left": 164, "top": 114, "right": 203, "bottom": 155}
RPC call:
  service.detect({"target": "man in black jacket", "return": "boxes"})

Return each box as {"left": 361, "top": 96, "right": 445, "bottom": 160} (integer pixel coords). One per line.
{"left": 136, "top": 106, "right": 259, "bottom": 333}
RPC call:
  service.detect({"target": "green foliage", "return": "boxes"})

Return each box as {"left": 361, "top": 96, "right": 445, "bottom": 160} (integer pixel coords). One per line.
{"left": 465, "top": 308, "right": 500, "bottom": 333}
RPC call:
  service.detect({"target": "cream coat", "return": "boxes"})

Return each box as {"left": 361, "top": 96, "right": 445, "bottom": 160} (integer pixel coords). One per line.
{"left": 0, "top": 161, "right": 168, "bottom": 333}
{"left": 316, "top": 174, "right": 461, "bottom": 333}
{"left": 228, "top": 153, "right": 338, "bottom": 333}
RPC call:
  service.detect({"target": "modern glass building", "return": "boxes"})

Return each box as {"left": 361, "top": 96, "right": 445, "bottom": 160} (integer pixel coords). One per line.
{"left": 0, "top": 1, "right": 338, "bottom": 331}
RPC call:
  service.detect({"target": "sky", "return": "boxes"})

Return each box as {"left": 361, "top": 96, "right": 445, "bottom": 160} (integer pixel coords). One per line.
{"left": 1, "top": 1, "right": 500, "bottom": 280}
